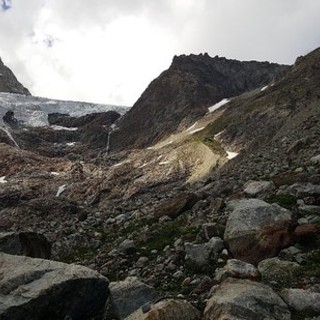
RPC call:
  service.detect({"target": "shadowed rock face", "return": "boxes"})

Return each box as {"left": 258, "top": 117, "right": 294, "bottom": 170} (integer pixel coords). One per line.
{"left": 0, "top": 253, "right": 109, "bottom": 320}
{"left": 0, "top": 232, "right": 51, "bottom": 259}
{"left": 110, "top": 53, "right": 288, "bottom": 151}
{"left": 0, "top": 58, "right": 30, "bottom": 95}
{"left": 48, "top": 111, "right": 121, "bottom": 128}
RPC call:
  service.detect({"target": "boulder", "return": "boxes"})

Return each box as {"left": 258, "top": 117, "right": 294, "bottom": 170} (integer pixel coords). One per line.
{"left": 243, "top": 180, "right": 275, "bottom": 198}
{"left": 310, "top": 154, "right": 320, "bottom": 165}
{"left": 0, "top": 253, "right": 109, "bottom": 320}
{"left": 185, "top": 237, "right": 224, "bottom": 271}
{"left": 280, "top": 288, "right": 320, "bottom": 315}
{"left": 214, "top": 259, "right": 260, "bottom": 282}
{"left": 153, "top": 192, "right": 200, "bottom": 220}
{"left": 203, "top": 279, "right": 291, "bottom": 320}
{"left": 258, "top": 258, "right": 301, "bottom": 286}
{"left": 285, "top": 183, "right": 320, "bottom": 198}
{"left": 126, "top": 299, "right": 201, "bottom": 320}
{"left": 0, "top": 231, "right": 51, "bottom": 259}
{"left": 109, "top": 277, "right": 159, "bottom": 319}
{"left": 118, "top": 239, "right": 136, "bottom": 255}
{"left": 224, "top": 199, "right": 294, "bottom": 264}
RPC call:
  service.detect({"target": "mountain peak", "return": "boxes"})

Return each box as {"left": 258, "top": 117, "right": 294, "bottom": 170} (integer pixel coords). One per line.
{"left": 109, "top": 54, "right": 289, "bottom": 151}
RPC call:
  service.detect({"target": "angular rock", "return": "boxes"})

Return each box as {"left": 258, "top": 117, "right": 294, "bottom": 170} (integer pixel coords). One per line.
{"left": 203, "top": 279, "right": 291, "bottom": 320}
{"left": 126, "top": 299, "right": 201, "bottom": 320}
{"left": 109, "top": 277, "right": 159, "bottom": 319}
{"left": 293, "top": 223, "right": 319, "bottom": 243}
{"left": 185, "top": 237, "right": 224, "bottom": 271}
{"left": 118, "top": 239, "right": 136, "bottom": 255}
{"left": 153, "top": 192, "right": 200, "bottom": 220}
{"left": 280, "top": 288, "right": 320, "bottom": 315}
{"left": 196, "top": 223, "right": 225, "bottom": 242}
{"left": 214, "top": 259, "right": 260, "bottom": 282}
{"left": 243, "top": 180, "right": 275, "bottom": 198}
{"left": 224, "top": 199, "right": 294, "bottom": 264}
{"left": 258, "top": 257, "right": 301, "bottom": 286}
{"left": 0, "top": 253, "right": 109, "bottom": 320}
{"left": 285, "top": 183, "right": 320, "bottom": 198}
{"left": 0, "top": 231, "right": 51, "bottom": 259}
{"left": 310, "top": 154, "right": 320, "bottom": 165}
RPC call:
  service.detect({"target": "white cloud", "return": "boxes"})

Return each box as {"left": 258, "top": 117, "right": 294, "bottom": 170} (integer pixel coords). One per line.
{"left": 0, "top": 0, "right": 320, "bottom": 106}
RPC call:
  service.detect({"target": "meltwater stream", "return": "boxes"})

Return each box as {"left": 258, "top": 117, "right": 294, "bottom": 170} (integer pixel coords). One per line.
{"left": 0, "top": 126, "right": 20, "bottom": 149}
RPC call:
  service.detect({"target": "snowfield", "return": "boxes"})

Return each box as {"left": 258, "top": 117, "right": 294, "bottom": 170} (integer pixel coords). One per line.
{"left": 0, "top": 92, "right": 129, "bottom": 127}
{"left": 208, "top": 98, "right": 230, "bottom": 113}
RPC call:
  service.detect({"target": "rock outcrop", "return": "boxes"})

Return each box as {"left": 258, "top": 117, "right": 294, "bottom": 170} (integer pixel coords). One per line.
{"left": 0, "top": 253, "right": 109, "bottom": 320}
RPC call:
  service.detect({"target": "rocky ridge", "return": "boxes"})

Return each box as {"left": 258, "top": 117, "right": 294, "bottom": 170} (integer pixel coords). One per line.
{"left": 110, "top": 53, "right": 288, "bottom": 151}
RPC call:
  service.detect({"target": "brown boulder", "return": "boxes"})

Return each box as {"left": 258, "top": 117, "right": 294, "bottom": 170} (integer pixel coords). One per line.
{"left": 153, "top": 192, "right": 200, "bottom": 220}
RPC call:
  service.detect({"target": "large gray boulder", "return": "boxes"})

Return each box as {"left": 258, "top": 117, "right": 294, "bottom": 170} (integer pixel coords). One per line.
{"left": 280, "top": 288, "right": 320, "bottom": 315}
{"left": 0, "top": 253, "right": 109, "bottom": 320}
{"left": 0, "top": 231, "right": 51, "bottom": 258}
{"left": 109, "top": 277, "right": 159, "bottom": 319}
{"left": 224, "top": 199, "right": 294, "bottom": 264}
{"left": 203, "top": 279, "right": 291, "bottom": 320}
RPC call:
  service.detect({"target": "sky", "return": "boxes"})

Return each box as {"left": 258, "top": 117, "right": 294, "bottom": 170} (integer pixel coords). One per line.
{"left": 0, "top": 0, "right": 320, "bottom": 106}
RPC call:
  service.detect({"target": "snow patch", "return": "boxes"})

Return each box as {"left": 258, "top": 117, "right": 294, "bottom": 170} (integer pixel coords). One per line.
{"left": 208, "top": 98, "right": 230, "bottom": 113}
{"left": 56, "top": 184, "right": 67, "bottom": 197}
{"left": 226, "top": 151, "right": 238, "bottom": 160}
{"left": 214, "top": 131, "right": 223, "bottom": 139}
{"left": 159, "top": 161, "right": 170, "bottom": 165}
{"left": 51, "top": 172, "right": 60, "bottom": 176}
{"left": 66, "top": 142, "right": 76, "bottom": 146}
{"left": 51, "top": 125, "right": 78, "bottom": 131}
{"left": 0, "top": 176, "right": 8, "bottom": 183}
{"left": 188, "top": 127, "right": 205, "bottom": 134}
{"left": 261, "top": 85, "right": 269, "bottom": 91}
{"left": 187, "top": 121, "right": 198, "bottom": 131}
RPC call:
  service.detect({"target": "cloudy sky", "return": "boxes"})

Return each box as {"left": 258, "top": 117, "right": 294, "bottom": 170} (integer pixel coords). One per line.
{"left": 0, "top": 0, "right": 320, "bottom": 106}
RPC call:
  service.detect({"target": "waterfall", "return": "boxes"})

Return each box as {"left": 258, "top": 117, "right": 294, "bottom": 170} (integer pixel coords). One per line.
{"left": 106, "top": 131, "right": 111, "bottom": 154}
{"left": 0, "top": 126, "right": 20, "bottom": 149}
{"left": 106, "top": 124, "right": 117, "bottom": 154}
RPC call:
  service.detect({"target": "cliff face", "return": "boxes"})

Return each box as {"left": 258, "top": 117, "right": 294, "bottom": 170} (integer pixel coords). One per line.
{"left": 0, "top": 58, "right": 30, "bottom": 95}
{"left": 110, "top": 53, "right": 288, "bottom": 151}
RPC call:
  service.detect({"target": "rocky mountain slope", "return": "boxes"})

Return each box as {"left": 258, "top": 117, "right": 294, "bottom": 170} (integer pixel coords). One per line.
{"left": 198, "top": 47, "right": 320, "bottom": 181}
{"left": 0, "top": 58, "right": 30, "bottom": 95}
{"left": 110, "top": 54, "right": 288, "bottom": 151}
{"left": 1, "top": 48, "right": 320, "bottom": 320}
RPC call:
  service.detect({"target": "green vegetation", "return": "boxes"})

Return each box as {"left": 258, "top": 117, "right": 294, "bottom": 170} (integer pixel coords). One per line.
{"left": 61, "top": 246, "right": 98, "bottom": 264}
{"left": 137, "top": 220, "right": 200, "bottom": 257}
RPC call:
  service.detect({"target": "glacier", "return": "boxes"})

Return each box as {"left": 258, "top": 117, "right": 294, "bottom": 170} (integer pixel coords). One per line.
{"left": 0, "top": 92, "right": 129, "bottom": 127}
